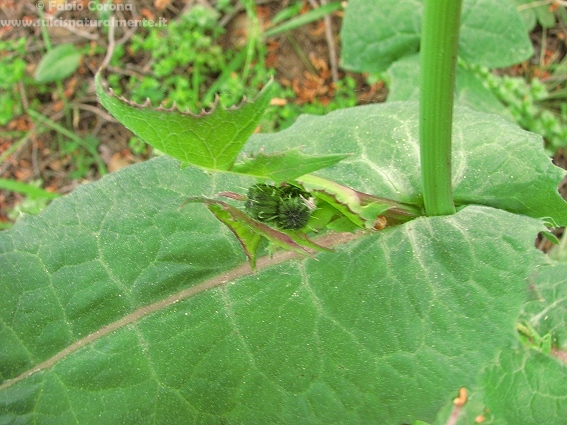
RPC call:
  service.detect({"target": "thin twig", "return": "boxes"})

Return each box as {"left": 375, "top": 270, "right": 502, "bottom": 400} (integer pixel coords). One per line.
{"left": 31, "top": 139, "right": 40, "bottom": 177}
{"left": 285, "top": 33, "right": 318, "bottom": 74}
{"left": 116, "top": 3, "right": 142, "bottom": 46}
{"left": 106, "top": 65, "right": 147, "bottom": 79}
{"left": 72, "top": 103, "right": 117, "bottom": 122}
{"left": 319, "top": 0, "right": 339, "bottom": 83}
{"left": 99, "top": 16, "right": 116, "bottom": 71}
{"left": 116, "top": 24, "right": 138, "bottom": 46}
{"left": 306, "top": 0, "right": 339, "bottom": 83}
{"left": 61, "top": 24, "right": 99, "bottom": 41}
{"left": 0, "top": 130, "right": 36, "bottom": 175}
{"left": 18, "top": 80, "right": 28, "bottom": 110}
{"left": 219, "top": 0, "right": 279, "bottom": 28}
{"left": 305, "top": 1, "right": 319, "bottom": 13}
{"left": 180, "top": 0, "right": 197, "bottom": 16}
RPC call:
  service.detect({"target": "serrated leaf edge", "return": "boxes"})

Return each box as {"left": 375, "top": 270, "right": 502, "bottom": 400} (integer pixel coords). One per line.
{"left": 95, "top": 71, "right": 273, "bottom": 117}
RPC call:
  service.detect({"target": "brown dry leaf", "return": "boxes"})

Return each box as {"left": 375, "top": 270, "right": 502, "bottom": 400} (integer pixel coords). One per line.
{"left": 47, "top": 159, "right": 65, "bottom": 172}
{"left": 44, "top": 185, "right": 59, "bottom": 194}
{"left": 256, "top": 5, "right": 270, "bottom": 22}
{"left": 0, "top": 26, "right": 12, "bottom": 37}
{"left": 22, "top": 15, "right": 35, "bottom": 25}
{"left": 154, "top": 0, "right": 172, "bottom": 10}
{"left": 270, "top": 98, "right": 288, "bottom": 106}
{"left": 0, "top": 1, "right": 15, "bottom": 9}
{"left": 306, "top": 71, "right": 328, "bottom": 94}
{"left": 319, "top": 67, "right": 331, "bottom": 81}
{"left": 14, "top": 162, "right": 32, "bottom": 181}
{"left": 267, "top": 39, "right": 280, "bottom": 52}
{"left": 291, "top": 77, "right": 310, "bottom": 103}
{"left": 141, "top": 8, "right": 155, "bottom": 21}
{"left": 52, "top": 101, "right": 64, "bottom": 112}
{"left": 309, "top": 52, "right": 328, "bottom": 72}
{"left": 7, "top": 116, "right": 32, "bottom": 132}
{"left": 266, "top": 40, "right": 280, "bottom": 68}
{"left": 357, "top": 81, "right": 386, "bottom": 103}
{"left": 533, "top": 67, "right": 551, "bottom": 79}
{"left": 266, "top": 52, "right": 278, "bottom": 68}
{"left": 474, "top": 415, "right": 486, "bottom": 423}
{"left": 64, "top": 77, "right": 78, "bottom": 99}
{"left": 107, "top": 152, "right": 135, "bottom": 173}
{"left": 310, "top": 20, "right": 326, "bottom": 37}
{"left": 292, "top": 71, "right": 329, "bottom": 104}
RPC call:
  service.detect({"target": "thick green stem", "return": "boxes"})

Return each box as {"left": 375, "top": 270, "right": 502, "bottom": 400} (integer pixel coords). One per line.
{"left": 420, "top": 0, "right": 462, "bottom": 216}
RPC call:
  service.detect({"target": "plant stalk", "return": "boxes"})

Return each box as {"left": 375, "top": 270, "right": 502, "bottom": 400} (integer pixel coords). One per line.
{"left": 420, "top": 0, "right": 462, "bottom": 215}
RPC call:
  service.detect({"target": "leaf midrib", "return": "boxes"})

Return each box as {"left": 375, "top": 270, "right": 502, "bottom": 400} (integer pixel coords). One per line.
{"left": 0, "top": 231, "right": 359, "bottom": 391}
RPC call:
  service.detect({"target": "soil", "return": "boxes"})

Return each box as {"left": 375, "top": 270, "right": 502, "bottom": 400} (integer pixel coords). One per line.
{"left": 0, "top": 0, "right": 566, "bottom": 241}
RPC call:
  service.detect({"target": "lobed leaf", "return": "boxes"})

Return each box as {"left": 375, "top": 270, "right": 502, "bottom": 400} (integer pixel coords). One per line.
{"left": 95, "top": 72, "right": 274, "bottom": 171}
{"left": 96, "top": 74, "right": 348, "bottom": 179}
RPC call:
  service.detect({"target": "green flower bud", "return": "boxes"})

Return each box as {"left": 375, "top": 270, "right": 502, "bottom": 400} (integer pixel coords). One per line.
{"left": 245, "top": 183, "right": 279, "bottom": 222}
{"left": 277, "top": 196, "right": 311, "bottom": 230}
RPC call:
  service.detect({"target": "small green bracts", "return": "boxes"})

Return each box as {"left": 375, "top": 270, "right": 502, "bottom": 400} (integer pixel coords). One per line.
{"left": 245, "top": 183, "right": 313, "bottom": 230}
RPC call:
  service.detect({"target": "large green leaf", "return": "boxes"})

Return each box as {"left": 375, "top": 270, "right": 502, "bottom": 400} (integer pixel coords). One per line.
{"left": 0, "top": 162, "right": 545, "bottom": 423}
{"left": 458, "top": 0, "right": 533, "bottom": 67}
{"left": 340, "top": 0, "right": 422, "bottom": 73}
{"left": 247, "top": 103, "right": 567, "bottom": 225}
{"left": 1, "top": 102, "right": 564, "bottom": 423}
{"left": 340, "top": 0, "right": 533, "bottom": 73}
